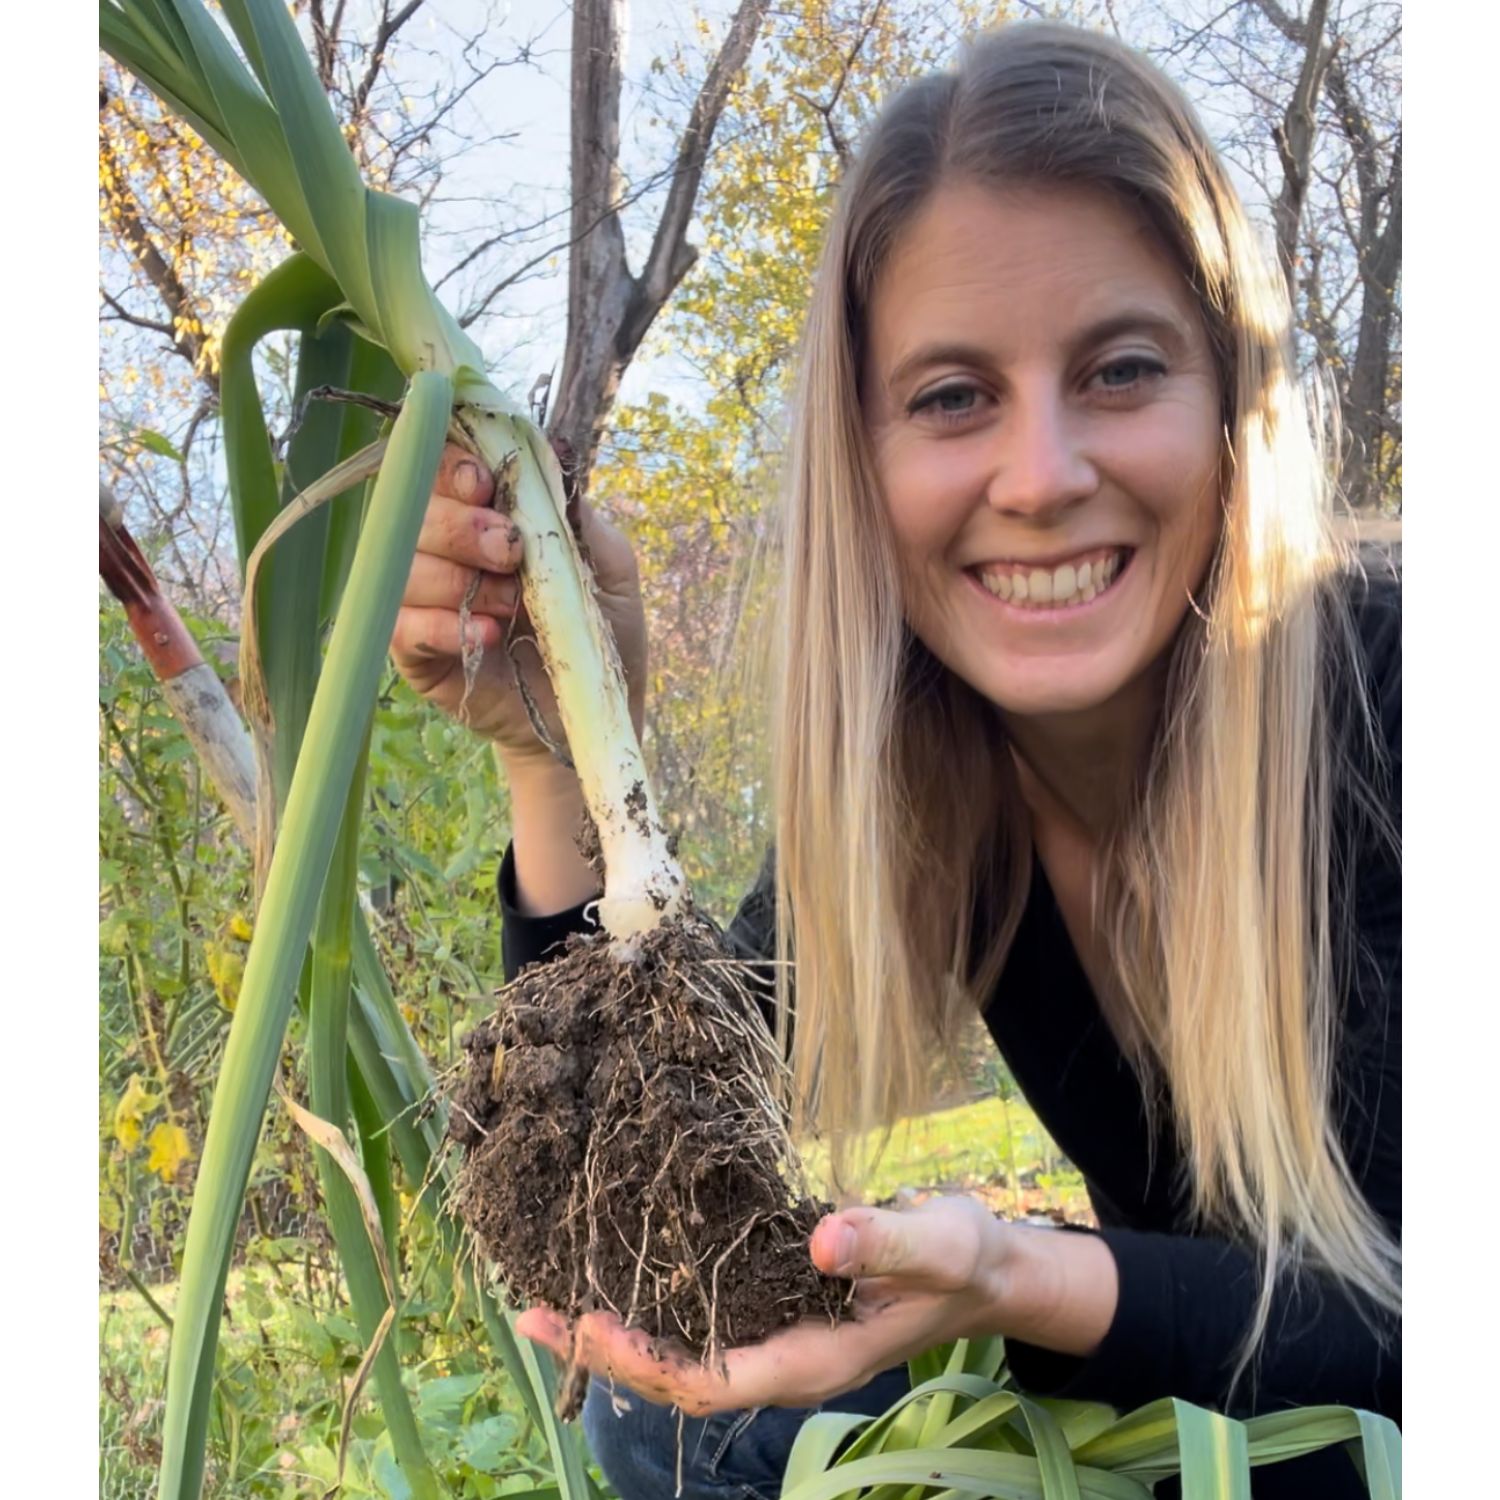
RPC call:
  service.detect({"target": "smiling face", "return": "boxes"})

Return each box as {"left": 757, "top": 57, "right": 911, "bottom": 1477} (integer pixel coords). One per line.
{"left": 863, "top": 180, "right": 1225, "bottom": 724}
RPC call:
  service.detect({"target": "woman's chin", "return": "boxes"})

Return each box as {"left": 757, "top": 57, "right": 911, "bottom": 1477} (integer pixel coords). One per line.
{"left": 974, "top": 665, "right": 1129, "bottom": 722}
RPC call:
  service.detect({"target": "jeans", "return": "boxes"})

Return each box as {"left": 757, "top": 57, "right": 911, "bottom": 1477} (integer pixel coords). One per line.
{"left": 581, "top": 1364, "right": 912, "bottom": 1500}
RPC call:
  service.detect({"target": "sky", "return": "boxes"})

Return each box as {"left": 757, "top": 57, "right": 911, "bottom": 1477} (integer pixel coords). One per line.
{"left": 394, "top": 0, "right": 1282, "bottom": 418}
{"left": 393, "top": 0, "right": 754, "bottom": 411}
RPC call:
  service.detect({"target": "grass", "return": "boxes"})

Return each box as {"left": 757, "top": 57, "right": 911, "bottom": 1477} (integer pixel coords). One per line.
{"left": 803, "top": 1091, "right": 1093, "bottom": 1219}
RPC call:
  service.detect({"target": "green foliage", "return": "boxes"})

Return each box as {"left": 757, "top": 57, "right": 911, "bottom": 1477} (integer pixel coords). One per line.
{"left": 98, "top": 594, "right": 605, "bottom": 1497}
{"left": 101, "top": 1261, "right": 608, "bottom": 1499}
{"left": 361, "top": 679, "right": 511, "bottom": 1073}
{"left": 781, "top": 1337, "right": 1402, "bottom": 1499}
{"left": 100, "top": 601, "right": 261, "bottom": 1276}
{"left": 805, "top": 1093, "right": 1085, "bottom": 1210}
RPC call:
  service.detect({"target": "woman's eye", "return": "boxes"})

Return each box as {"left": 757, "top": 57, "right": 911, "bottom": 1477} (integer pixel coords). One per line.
{"left": 1092, "top": 357, "right": 1165, "bottom": 393}
{"left": 910, "top": 384, "right": 982, "bottom": 422}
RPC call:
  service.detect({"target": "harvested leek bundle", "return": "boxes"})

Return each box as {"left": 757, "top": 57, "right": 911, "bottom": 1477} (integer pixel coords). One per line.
{"left": 100, "top": 3, "right": 836, "bottom": 1494}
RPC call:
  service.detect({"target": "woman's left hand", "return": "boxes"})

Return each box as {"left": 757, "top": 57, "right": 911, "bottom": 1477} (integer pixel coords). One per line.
{"left": 516, "top": 1196, "right": 1034, "bottom": 1417}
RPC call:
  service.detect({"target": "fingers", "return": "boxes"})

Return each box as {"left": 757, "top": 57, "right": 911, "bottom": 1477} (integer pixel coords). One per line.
{"left": 405, "top": 551, "right": 519, "bottom": 617}
{"left": 517, "top": 1297, "right": 941, "bottom": 1417}
{"left": 809, "top": 1199, "right": 992, "bottom": 1288}
{"left": 515, "top": 1306, "right": 568, "bottom": 1352}
{"left": 418, "top": 496, "right": 522, "bottom": 575}
{"left": 391, "top": 607, "right": 503, "bottom": 674}
{"left": 573, "top": 498, "right": 639, "bottom": 588}
{"left": 433, "top": 443, "right": 496, "bottom": 506}
{"left": 520, "top": 1307, "right": 750, "bottom": 1417}
{"left": 573, "top": 496, "right": 611, "bottom": 551}
{"left": 714, "top": 1310, "right": 907, "bottom": 1411}
{"left": 518, "top": 1308, "right": 705, "bottom": 1411}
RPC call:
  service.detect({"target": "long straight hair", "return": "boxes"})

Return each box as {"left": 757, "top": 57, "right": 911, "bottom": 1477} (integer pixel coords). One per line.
{"left": 771, "top": 21, "right": 1399, "bottom": 1371}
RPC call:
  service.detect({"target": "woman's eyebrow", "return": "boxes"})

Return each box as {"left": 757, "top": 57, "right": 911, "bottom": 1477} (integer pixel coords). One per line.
{"left": 884, "top": 309, "right": 1192, "bottom": 391}
{"left": 886, "top": 342, "right": 994, "bottom": 391}
{"left": 1070, "top": 309, "right": 1192, "bottom": 355}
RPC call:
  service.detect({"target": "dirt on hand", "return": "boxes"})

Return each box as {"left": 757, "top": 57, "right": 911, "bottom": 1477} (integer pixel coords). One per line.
{"left": 449, "top": 916, "right": 848, "bottom": 1384}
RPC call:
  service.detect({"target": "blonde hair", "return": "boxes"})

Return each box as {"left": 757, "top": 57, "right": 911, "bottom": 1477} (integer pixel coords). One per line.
{"left": 771, "top": 21, "right": 1399, "bottom": 1373}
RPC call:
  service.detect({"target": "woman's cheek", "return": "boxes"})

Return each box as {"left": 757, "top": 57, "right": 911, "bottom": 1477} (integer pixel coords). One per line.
{"left": 883, "top": 443, "right": 978, "bottom": 553}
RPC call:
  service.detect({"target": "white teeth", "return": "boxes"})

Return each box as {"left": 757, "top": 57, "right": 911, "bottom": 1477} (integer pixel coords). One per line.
{"left": 977, "top": 549, "right": 1126, "bottom": 609}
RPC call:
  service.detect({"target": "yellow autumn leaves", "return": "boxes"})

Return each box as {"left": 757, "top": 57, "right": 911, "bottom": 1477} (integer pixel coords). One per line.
{"left": 206, "top": 911, "right": 254, "bottom": 1012}
{"left": 103, "top": 885, "right": 252, "bottom": 1192}
{"left": 99, "top": 61, "right": 290, "bottom": 391}
{"left": 113, "top": 1074, "right": 193, "bottom": 1184}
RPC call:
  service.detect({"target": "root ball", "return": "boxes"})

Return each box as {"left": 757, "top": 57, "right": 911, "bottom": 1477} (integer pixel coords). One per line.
{"left": 449, "top": 917, "right": 846, "bottom": 1362}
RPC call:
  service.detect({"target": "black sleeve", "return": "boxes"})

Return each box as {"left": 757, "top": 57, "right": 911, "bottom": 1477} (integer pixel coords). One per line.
{"left": 1009, "top": 1204, "right": 1399, "bottom": 1421}
{"left": 720, "top": 846, "right": 778, "bottom": 964}
{"left": 497, "top": 842, "right": 781, "bottom": 993}
{"left": 719, "top": 847, "right": 783, "bottom": 1043}
{"left": 1009, "top": 920, "right": 1400, "bottom": 1417}
{"left": 496, "top": 844, "right": 598, "bottom": 982}
{"left": 1007, "top": 575, "right": 1402, "bottom": 1422}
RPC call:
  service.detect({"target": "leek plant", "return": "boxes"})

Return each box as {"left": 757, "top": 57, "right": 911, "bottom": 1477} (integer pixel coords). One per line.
{"left": 781, "top": 1339, "right": 1401, "bottom": 1500}
{"left": 101, "top": 0, "right": 667, "bottom": 1496}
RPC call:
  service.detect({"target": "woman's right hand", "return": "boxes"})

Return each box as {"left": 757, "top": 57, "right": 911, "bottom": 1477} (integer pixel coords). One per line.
{"left": 390, "top": 443, "right": 648, "bottom": 773}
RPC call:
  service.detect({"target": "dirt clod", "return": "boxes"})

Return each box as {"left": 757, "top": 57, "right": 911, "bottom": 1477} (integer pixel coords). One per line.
{"left": 449, "top": 916, "right": 846, "bottom": 1370}
{"left": 573, "top": 807, "right": 603, "bottom": 876}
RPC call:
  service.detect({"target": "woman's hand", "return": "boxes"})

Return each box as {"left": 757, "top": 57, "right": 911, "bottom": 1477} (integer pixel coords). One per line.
{"left": 516, "top": 1196, "right": 1104, "bottom": 1417}
{"left": 389, "top": 443, "right": 648, "bottom": 765}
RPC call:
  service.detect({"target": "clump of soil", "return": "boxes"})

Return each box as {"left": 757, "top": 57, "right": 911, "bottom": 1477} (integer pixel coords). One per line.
{"left": 449, "top": 916, "right": 847, "bottom": 1378}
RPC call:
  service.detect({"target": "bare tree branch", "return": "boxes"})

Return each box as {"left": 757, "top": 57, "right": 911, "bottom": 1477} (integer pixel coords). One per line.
{"left": 549, "top": 0, "right": 769, "bottom": 485}
{"left": 1267, "top": 0, "right": 1335, "bottom": 291}
{"left": 309, "top": 0, "right": 344, "bottom": 91}
{"left": 634, "top": 0, "right": 767, "bottom": 326}
{"left": 98, "top": 98, "right": 219, "bottom": 396}
{"left": 788, "top": 0, "right": 887, "bottom": 169}
{"left": 100, "top": 289, "right": 176, "bottom": 340}
{"left": 457, "top": 157, "right": 694, "bottom": 329}
{"left": 1159, "top": 0, "right": 1401, "bottom": 510}
{"left": 352, "top": 0, "right": 426, "bottom": 123}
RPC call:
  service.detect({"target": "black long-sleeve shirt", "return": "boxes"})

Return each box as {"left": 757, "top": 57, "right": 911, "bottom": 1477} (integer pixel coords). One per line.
{"left": 496, "top": 573, "right": 1400, "bottom": 1497}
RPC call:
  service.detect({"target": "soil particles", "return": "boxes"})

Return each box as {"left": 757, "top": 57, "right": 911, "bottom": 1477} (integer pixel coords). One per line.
{"left": 450, "top": 917, "right": 847, "bottom": 1367}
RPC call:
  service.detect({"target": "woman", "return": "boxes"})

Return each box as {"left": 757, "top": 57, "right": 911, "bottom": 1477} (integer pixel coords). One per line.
{"left": 392, "top": 21, "right": 1400, "bottom": 1500}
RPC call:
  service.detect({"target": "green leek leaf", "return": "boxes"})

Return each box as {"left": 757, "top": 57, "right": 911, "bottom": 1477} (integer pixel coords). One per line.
{"left": 153, "top": 370, "right": 450, "bottom": 1500}
{"left": 1172, "top": 1399, "right": 1250, "bottom": 1500}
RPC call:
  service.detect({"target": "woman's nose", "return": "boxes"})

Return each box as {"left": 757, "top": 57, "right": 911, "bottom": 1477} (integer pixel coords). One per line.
{"left": 984, "top": 395, "right": 1098, "bottom": 520}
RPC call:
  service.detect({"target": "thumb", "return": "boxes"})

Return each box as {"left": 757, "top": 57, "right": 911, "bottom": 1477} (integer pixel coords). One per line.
{"left": 810, "top": 1207, "right": 923, "bottom": 1280}
{"left": 516, "top": 1306, "right": 570, "bottom": 1358}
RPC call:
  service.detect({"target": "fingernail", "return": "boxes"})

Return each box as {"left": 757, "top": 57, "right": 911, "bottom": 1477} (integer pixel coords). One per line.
{"left": 829, "top": 1223, "right": 857, "bottom": 1275}
{"left": 480, "top": 523, "right": 514, "bottom": 568}
{"left": 521, "top": 1311, "right": 563, "bottom": 1347}
{"left": 455, "top": 460, "right": 480, "bottom": 499}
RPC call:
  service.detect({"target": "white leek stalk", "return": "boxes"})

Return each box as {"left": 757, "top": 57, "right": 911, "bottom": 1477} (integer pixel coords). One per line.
{"left": 463, "top": 408, "right": 684, "bottom": 940}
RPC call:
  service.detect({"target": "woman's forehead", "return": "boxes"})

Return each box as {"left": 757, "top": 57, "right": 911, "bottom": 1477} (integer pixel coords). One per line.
{"left": 864, "top": 181, "right": 1201, "bottom": 366}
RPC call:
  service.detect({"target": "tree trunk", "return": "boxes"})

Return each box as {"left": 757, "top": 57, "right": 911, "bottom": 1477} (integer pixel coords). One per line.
{"left": 1255, "top": 0, "right": 1401, "bottom": 513}
{"left": 1334, "top": 115, "right": 1401, "bottom": 511}
{"left": 1270, "top": 0, "right": 1335, "bottom": 296}
{"left": 549, "top": 0, "right": 769, "bottom": 490}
